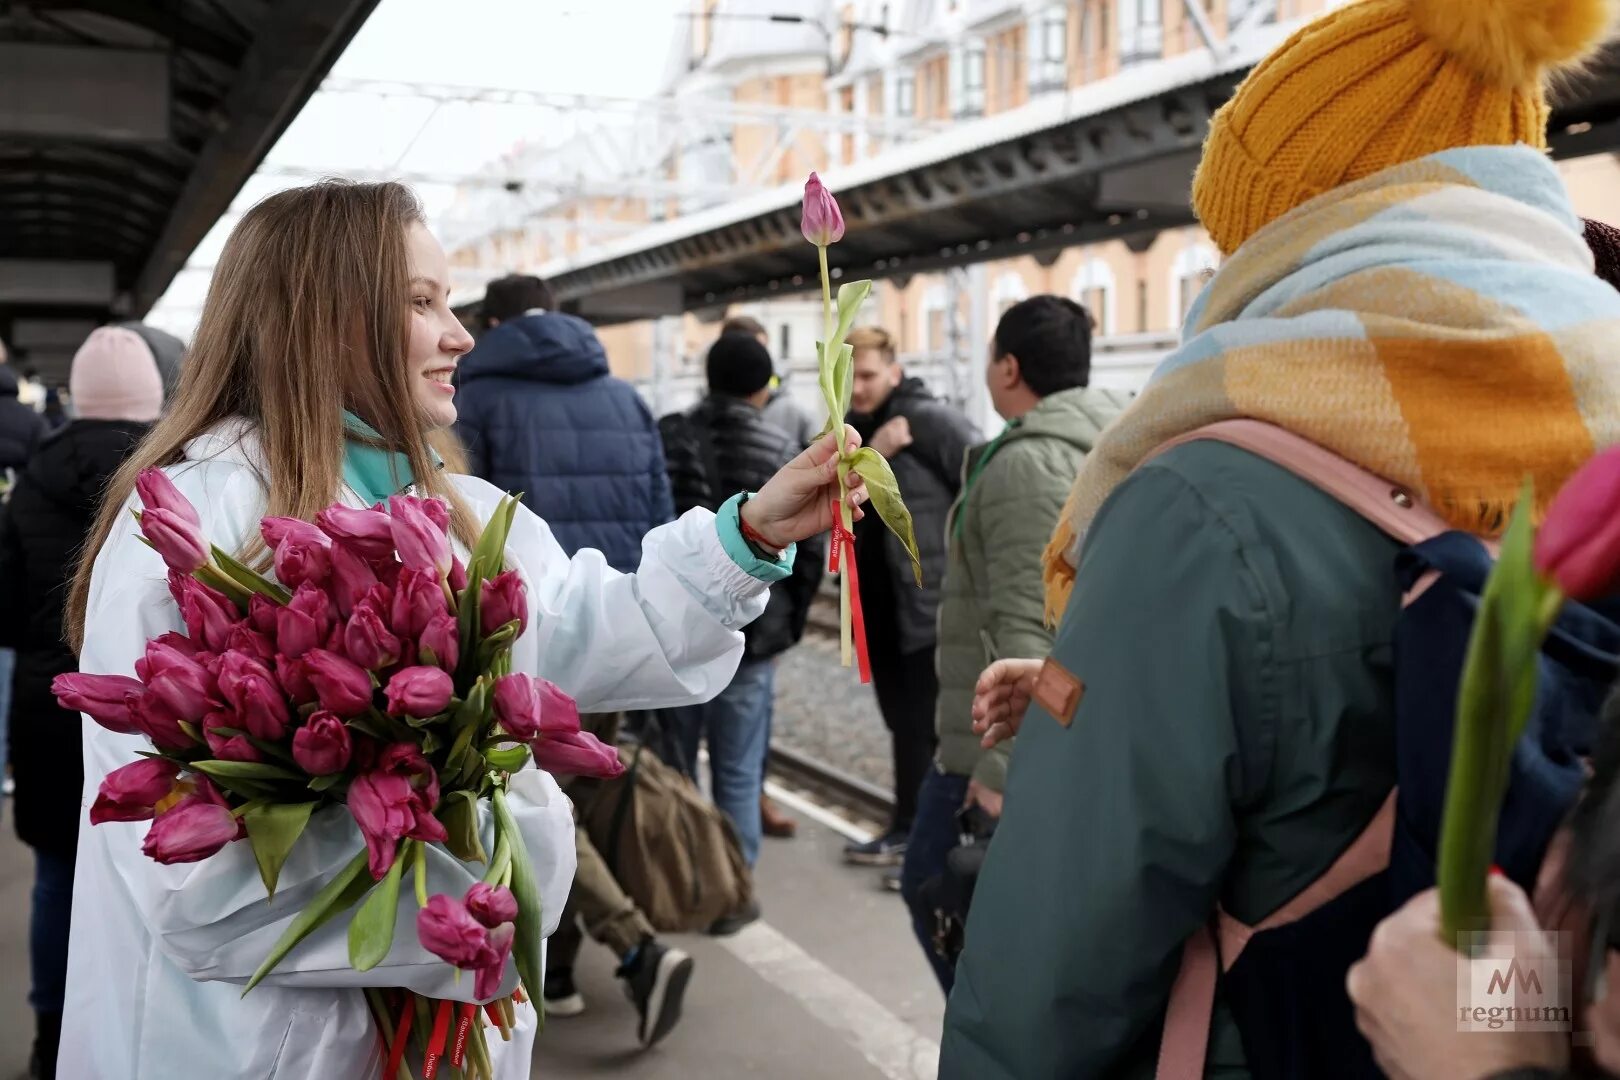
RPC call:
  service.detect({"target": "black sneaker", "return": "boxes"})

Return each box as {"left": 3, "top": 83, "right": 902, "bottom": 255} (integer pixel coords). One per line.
{"left": 707, "top": 898, "right": 762, "bottom": 937}
{"left": 542, "top": 967, "right": 586, "bottom": 1018}
{"left": 844, "top": 830, "right": 908, "bottom": 867}
{"left": 618, "top": 940, "right": 694, "bottom": 1048}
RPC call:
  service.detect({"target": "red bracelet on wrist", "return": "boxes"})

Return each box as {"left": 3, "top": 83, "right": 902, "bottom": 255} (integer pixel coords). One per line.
{"left": 739, "top": 502, "right": 786, "bottom": 557}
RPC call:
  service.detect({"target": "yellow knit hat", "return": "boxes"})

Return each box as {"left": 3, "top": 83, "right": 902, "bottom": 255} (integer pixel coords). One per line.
{"left": 1193, "top": 0, "right": 1616, "bottom": 256}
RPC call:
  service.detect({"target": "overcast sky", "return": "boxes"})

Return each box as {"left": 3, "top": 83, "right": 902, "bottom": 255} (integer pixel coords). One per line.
{"left": 144, "top": 0, "right": 681, "bottom": 337}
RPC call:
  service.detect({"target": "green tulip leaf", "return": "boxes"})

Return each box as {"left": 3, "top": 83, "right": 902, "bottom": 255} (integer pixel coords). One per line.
{"left": 437, "top": 790, "right": 487, "bottom": 865}
{"left": 349, "top": 839, "right": 409, "bottom": 972}
{"left": 242, "top": 847, "right": 371, "bottom": 996}
{"left": 835, "top": 342, "right": 856, "bottom": 422}
{"left": 485, "top": 745, "right": 531, "bottom": 773}
{"left": 210, "top": 545, "right": 291, "bottom": 605}
{"left": 242, "top": 801, "right": 317, "bottom": 899}
{"left": 307, "top": 774, "right": 341, "bottom": 793}
{"left": 816, "top": 340, "right": 840, "bottom": 429}
{"left": 493, "top": 788, "right": 544, "bottom": 999}
{"left": 846, "top": 447, "right": 922, "bottom": 587}
{"left": 830, "top": 279, "right": 872, "bottom": 356}
{"left": 474, "top": 621, "right": 520, "bottom": 673}
{"left": 192, "top": 759, "right": 304, "bottom": 783}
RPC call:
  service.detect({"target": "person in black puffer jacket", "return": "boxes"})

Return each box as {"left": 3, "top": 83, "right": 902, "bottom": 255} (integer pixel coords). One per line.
{"left": 0, "top": 326, "right": 162, "bottom": 1080}
{"left": 0, "top": 362, "right": 48, "bottom": 474}
{"left": 656, "top": 334, "right": 824, "bottom": 924}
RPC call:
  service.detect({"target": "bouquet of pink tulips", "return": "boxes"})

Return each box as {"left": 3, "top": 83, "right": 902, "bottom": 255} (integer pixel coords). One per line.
{"left": 56, "top": 471, "right": 623, "bottom": 1079}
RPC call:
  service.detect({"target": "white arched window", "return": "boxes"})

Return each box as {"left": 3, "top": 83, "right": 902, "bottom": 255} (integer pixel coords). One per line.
{"left": 992, "top": 271, "right": 1029, "bottom": 318}
{"left": 920, "top": 282, "right": 949, "bottom": 353}
{"left": 1169, "top": 242, "right": 1220, "bottom": 326}
{"left": 1070, "top": 257, "right": 1116, "bottom": 337}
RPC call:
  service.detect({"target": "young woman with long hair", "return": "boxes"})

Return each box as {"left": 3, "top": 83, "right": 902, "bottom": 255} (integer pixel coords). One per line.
{"left": 58, "top": 180, "right": 864, "bottom": 1080}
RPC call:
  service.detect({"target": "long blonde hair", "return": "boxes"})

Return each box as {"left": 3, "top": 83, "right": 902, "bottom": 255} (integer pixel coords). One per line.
{"left": 66, "top": 180, "right": 478, "bottom": 650}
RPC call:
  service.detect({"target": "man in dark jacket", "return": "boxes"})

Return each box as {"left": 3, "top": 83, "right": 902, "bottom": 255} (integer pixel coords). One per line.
{"left": 658, "top": 334, "right": 824, "bottom": 905}
{"left": 0, "top": 326, "right": 162, "bottom": 1079}
{"left": 0, "top": 363, "right": 48, "bottom": 477}
{"left": 841, "top": 326, "right": 980, "bottom": 868}
{"left": 454, "top": 275, "right": 674, "bottom": 572}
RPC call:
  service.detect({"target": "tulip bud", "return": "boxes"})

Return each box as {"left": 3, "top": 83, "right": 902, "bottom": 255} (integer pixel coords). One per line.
{"left": 800, "top": 172, "right": 845, "bottom": 247}
{"left": 329, "top": 543, "right": 380, "bottom": 618}
{"left": 238, "top": 674, "right": 292, "bottom": 741}
{"left": 176, "top": 576, "right": 239, "bottom": 653}
{"left": 53, "top": 673, "right": 146, "bottom": 735}
{"left": 491, "top": 673, "right": 541, "bottom": 741}
{"left": 384, "top": 666, "right": 453, "bottom": 719}
{"left": 317, "top": 504, "right": 397, "bottom": 563}
{"left": 535, "top": 677, "right": 581, "bottom": 738}
{"left": 141, "top": 793, "right": 242, "bottom": 864}
{"left": 303, "top": 648, "right": 375, "bottom": 718}
{"left": 476, "top": 922, "right": 516, "bottom": 1000}
{"left": 136, "top": 468, "right": 201, "bottom": 526}
{"left": 344, "top": 602, "right": 403, "bottom": 671}
{"left": 142, "top": 641, "right": 218, "bottom": 723}
{"left": 449, "top": 555, "right": 468, "bottom": 594}
{"left": 276, "top": 583, "right": 333, "bottom": 659}
{"left": 479, "top": 571, "right": 527, "bottom": 638}
{"left": 419, "top": 497, "right": 451, "bottom": 536}
{"left": 249, "top": 594, "right": 280, "bottom": 636}
{"left": 275, "top": 654, "right": 316, "bottom": 706}
{"left": 464, "top": 882, "right": 518, "bottom": 928}
{"left": 274, "top": 535, "right": 332, "bottom": 590}
{"left": 392, "top": 568, "right": 446, "bottom": 639}
{"left": 533, "top": 729, "right": 624, "bottom": 779}
{"left": 152, "top": 631, "right": 201, "bottom": 658}
{"left": 89, "top": 758, "right": 181, "bottom": 825}
{"left": 418, "top": 612, "right": 460, "bottom": 673}
{"left": 292, "top": 712, "right": 353, "bottom": 775}
{"left": 1534, "top": 446, "right": 1620, "bottom": 602}
{"left": 205, "top": 725, "right": 263, "bottom": 763}
{"left": 128, "top": 693, "right": 194, "bottom": 751}
{"left": 225, "top": 624, "right": 276, "bottom": 663}
{"left": 260, "top": 516, "right": 329, "bottom": 550}
{"left": 388, "top": 495, "right": 452, "bottom": 579}
{"left": 140, "top": 507, "right": 209, "bottom": 574}
{"left": 416, "top": 894, "right": 498, "bottom": 970}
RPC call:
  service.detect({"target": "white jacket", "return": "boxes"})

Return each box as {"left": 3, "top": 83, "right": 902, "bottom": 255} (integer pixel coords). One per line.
{"left": 61, "top": 424, "right": 769, "bottom": 1080}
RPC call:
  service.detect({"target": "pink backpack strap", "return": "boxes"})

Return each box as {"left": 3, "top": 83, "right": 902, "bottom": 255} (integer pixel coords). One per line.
{"left": 1145, "top": 420, "right": 1451, "bottom": 548}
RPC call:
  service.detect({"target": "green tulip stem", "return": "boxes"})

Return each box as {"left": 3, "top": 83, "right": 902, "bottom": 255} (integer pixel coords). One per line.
{"left": 818, "top": 245, "right": 833, "bottom": 363}
{"left": 412, "top": 837, "right": 428, "bottom": 908}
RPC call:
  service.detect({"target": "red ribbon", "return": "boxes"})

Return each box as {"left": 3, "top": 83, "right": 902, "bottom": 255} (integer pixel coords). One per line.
{"left": 828, "top": 495, "right": 870, "bottom": 684}
{"left": 451, "top": 1003, "right": 478, "bottom": 1068}
{"left": 485, "top": 1001, "right": 505, "bottom": 1030}
{"left": 384, "top": 992, "right": 415, "bottom": 1080}
{"left": 422, "top": 999, "right": 453, "bottom": 1079}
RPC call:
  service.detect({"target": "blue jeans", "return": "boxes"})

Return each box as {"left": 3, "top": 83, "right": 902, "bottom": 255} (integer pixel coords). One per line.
{"left": 31, "top": 848, "right": 74, "bottom": 1014}
{"left": 671, "top": 657, "right": 775, "bottom": 867}
{"left": 900, "top": 767, "right": 971, "bottom": 993}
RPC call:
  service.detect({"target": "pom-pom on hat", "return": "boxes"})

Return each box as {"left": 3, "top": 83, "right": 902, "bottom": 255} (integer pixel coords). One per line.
{"left": 1193, "top": 0, "right": 1618, "bottom": 256}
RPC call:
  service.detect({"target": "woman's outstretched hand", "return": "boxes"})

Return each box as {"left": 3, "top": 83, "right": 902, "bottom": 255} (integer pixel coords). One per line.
{"left": 740, "top": 426, "right": 868, "bottom": 549}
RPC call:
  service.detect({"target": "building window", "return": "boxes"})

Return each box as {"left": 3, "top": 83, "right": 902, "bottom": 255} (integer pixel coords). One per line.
{"left": 1033, "top": 7, "right": 1067, "bottom": 92}
{"left": 1071, "top": 256, "right": 1116, "bottom": 336}
{"left": 959, "top": 42, "right": 987, "bottom": 117}
{"left": 1136, "top": 279, "right": 1150, "bottom": 333}
{"left": 926, "top": 307, "right": 946, "bottom": 352}
{"left": 840, "top": 86, "right": 856, "bottom": 163}
{"left": 1119, "top": 0, "right": 1163, "bottom": 67}
{"left": 1170, "top": 242, "right": 1220, "bottom": 327}
{"left": 779, "top": 322, "right": 791, "bottom": 361}
{"left": 895, "top": 74, "right": 916, "bottom": 117}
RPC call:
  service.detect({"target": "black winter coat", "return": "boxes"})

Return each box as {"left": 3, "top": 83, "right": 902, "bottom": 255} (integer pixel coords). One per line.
{"left": 0, "top": 367, "right": 48, "bottom": 473}
{"left": 851, "top": 377, "right": 980, "bottom": 656}
{"left": 453, "top": 313, "right": 674, "bottom": 573}
{"left": 659, "top": 395, "right": 824, "bottom": 660}
{"left": 0, "top": 419, "right": 149, "bottom": 853}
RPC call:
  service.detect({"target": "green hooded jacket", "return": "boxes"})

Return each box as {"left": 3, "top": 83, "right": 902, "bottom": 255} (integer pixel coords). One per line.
{"left": 941, "top": 439, "right": 1401, "bottom": 1079}
{"left": 934, "top": 385, "right": 1132, "bottom": 789}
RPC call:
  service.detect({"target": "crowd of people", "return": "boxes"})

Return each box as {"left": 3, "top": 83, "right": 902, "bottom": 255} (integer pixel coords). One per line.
{"left": 9, "top": 0, "right": 1620, "bottom": 1077}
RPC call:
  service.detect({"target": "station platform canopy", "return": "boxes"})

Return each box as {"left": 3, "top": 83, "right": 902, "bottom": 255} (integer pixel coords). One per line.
{"left": 1, "top": 0, "right": 380, "bottom": 379}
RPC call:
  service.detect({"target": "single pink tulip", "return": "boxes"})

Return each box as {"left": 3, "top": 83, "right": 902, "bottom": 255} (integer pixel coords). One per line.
{"left": 238, "top": 673, "right": 291, "bottom": 741}
{"left": 292, "top": 712, "right": 353, "bottom": 775}
{"left": 533, "top": 729, "right": 625, "bottom": 779}
{"left": 384, "top": 666, "right": 453, "bottom": 719}
{"left": 391, "top": 568, "right": 445, "bottom": 638}
{"left": 464, "top": 882, "right": 518, "bottom": 928}
{"left": 388, "top": 495, "right": 451, "bottom": 578}
{"left": 1534, "top": 446, "right": 1620, "bottom": 602}
{"left": 52, "top": 673, "right": 145, "bottom": 735}
{"left": 317, "top": 504, "right": 397, "bottom": 563}
{"left": 416, "top": 894, "right": 498, "bottom": 970}
{"left": 249, "top": 594, "right": 280, "bottom": 637}
{"left": 479, "top": 572, "right": 527, "bottom": 638}
{"left": 152, "top": 630, "right": 201, "bottom": 657}
{"left": 491, "top": 673, "right": 541, "bottom": 741}
{"left": 141, "top": 641, "right": 218, "bottom": 723}
{"left": 303, "top": 648, "right": 374, "bottom": 718}
{"left": 800, "top": 172, "right": 845, "bottom": 247}
{"left": 274, "top": 535, "right": 332, "bottom": 590}
{"left": 418, "top": 612, "right": 460, "bottom": 673}
{"left": 344, "top": 602, "right": 403, "bottom": 671}
{"left": 128, "top": 692, "right": 194, "bottom": 750}
{"left": 89, "top": 758, "right": 181, "bottom": 825}
{"left": 275, "top": 654, "right": 316, "bottom": 706}
{"left": 475, "top": 922, "right": 515, "bottom": 1000}
{"left": 276, "top": 584, "right": 333, "bottom": 659}
{"left": 449, "top": 555, "right": 468, "bottom": 594}
{"left": 205, "top": 725, "right": 263, "bottom": 763}
{"left": 347, "top": 770, "right": 415, "bottom": 878}
{"left": 140, "top": 507, "right": 209, "bottom": 574}
{"left": 536, "top": 677, "right": 581, "bottom": 737}
{"left": 419, "top": 497, "right": 451, "bottom": 536}
{"left": 175, "top": 576, "right": 239, "bottom": 653}
{"left": 225, "top": 624, "right": 276, "bottom": 663}
{"left": 136, "top": 468, "right": 201, "bottom": 525}
{"left": 141, "top": 791, "right": 241, "bottom": 864}
{"left": 329, "top": 543, "right": 380, "bottom": 618}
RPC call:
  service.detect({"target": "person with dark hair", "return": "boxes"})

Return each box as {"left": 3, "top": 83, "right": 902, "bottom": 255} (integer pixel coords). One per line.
{"left": 841, "top": 325, "right": 980, "bottom": 870}
{"left": 478, "top": 273, "right": 556, "bottom": 329}
{"left": 722, "top": 313, "right": 820, "bottom": 451}
{"left": 658, "top": 332, "right": 826, "bottom": 928}
{"left": 721, "top": 315, "right": 766, "bottom": 340}
{"left": 900, "top": 295, "right": 1129, "bottom": 989}
{"left": 454, "top": 277, "right": 672, "bottom": 574}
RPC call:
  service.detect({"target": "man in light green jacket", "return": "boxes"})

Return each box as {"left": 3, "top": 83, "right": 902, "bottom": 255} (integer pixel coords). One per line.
{"left": 898, "top": 294, "right": 1130, "bottom": 992}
